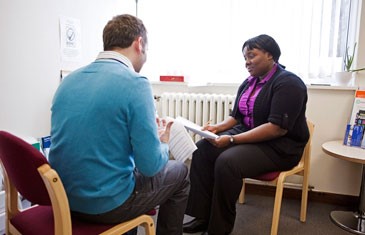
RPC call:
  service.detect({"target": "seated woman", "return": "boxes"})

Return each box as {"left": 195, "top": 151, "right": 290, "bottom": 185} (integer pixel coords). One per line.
{"left": 183, "top": 34, "right": 309, "bottom": 235}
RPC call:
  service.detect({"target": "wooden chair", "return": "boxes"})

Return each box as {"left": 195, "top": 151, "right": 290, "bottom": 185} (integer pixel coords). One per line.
{"left": 238, "top": 120, "right": 314, "bottom": 235}
{"left": 0, "top": 130, "right": 155, "bottom": 235}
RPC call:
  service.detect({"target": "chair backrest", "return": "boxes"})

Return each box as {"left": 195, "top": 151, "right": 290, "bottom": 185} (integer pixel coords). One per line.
{"left": 0, "top": 131, "right": 51, "bottom": 205}
{"left": 297, "top": 120, "right": 314, "bottom": 170}
{"left": 0, "top": 131, "right": 156, "bottom": 235}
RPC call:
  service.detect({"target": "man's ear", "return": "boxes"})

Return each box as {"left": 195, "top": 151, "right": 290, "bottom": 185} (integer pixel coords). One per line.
{"left": 136, "top": 36, "right": 144, "bottom": 54}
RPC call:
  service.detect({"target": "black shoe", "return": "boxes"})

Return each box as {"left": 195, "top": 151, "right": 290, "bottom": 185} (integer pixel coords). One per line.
{"left": 183, "top": 218, "right": 208, "bottom": 233}
{"left": 201, "top": 231, "right": 209, "bottom": 235}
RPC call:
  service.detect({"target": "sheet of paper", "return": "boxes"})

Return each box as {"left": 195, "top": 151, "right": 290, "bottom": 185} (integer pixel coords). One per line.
{"left": 168, "top": 122, "right": 197, "bottom": 162}
{"left": 175, "top": 116, "right": 219, "bottom": 139}
{"left": 59, "top": 16, "right": 82, "bottom": 71}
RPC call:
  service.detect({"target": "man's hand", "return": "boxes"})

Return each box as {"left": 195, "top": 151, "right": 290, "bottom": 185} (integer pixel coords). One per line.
{"left": 159, "top": 121, "right": 173, "bottom": 143}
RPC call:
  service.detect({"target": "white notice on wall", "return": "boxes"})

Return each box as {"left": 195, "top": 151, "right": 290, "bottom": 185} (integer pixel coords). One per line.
{"left": 59, "top": 16, "right": 82, "bottom": 71}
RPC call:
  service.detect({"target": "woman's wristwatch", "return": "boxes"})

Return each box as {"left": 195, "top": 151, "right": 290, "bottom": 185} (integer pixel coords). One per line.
{"left": 229, "top": 135, "right": 234, "bottom": 144}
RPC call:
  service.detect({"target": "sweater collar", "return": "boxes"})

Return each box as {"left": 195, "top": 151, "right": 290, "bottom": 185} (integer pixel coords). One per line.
{"left": 96, "top": 51, "right": 135, "bottom": 72}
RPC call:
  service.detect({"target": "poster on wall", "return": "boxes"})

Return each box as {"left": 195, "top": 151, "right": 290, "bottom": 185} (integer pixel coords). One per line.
{"left": 59, "top": 15, "right": 82, "bottom": 72}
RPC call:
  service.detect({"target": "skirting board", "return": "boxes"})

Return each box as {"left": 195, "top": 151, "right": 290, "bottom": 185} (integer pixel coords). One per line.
{"left": 244, "top": 182, "right": 358, "bottom": 209}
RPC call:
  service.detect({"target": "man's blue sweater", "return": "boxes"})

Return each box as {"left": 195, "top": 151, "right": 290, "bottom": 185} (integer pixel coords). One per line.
{"left": 49, "top": 57, "right": 168, "bottom": 214}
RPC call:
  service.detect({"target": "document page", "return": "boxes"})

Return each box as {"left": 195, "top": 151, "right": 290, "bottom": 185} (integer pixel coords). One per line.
{"left": 168, "top": 121, "right": 197, "bottom": 162}
{"left": 175, "top": 116, "right": 219, "bottom": 139}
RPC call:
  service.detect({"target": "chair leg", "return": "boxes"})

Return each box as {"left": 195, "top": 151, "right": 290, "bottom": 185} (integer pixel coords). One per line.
{"left": 271, "top": 180, "right": 284, "bottom": 235}
{"left": 140, "top": 215, "right": 155, "bottom": 235}
{"left": 300, "top": 170, "right": 309, "bottom": 222}
{"left": 238, "top": 179, "right": 246, "bottom": 204}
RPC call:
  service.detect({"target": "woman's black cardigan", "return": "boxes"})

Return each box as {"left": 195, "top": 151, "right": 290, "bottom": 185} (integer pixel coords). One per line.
{"left": 230, "top": 66, "right": 310, "bottom": 169}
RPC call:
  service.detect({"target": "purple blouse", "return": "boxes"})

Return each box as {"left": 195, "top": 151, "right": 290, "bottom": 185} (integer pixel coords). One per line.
{"left": 238, "top": 64, "right": 278, "bottom": 129}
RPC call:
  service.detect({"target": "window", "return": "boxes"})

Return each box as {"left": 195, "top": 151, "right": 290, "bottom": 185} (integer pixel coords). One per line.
{"left": 136, "top": 0, "right": 359, "bottom": 84}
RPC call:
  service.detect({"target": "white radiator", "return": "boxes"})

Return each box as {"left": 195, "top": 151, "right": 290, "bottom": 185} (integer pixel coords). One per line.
{"left": 158, "top": 92, "right": 235, "bottom": 141}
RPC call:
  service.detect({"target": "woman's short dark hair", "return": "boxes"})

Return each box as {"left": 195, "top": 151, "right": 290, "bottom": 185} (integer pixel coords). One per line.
{"left": 103, "top": 14, "right": 147, "bottom": 51}
{"left": 242, "top": 34, "right": 281, "bottom": 63}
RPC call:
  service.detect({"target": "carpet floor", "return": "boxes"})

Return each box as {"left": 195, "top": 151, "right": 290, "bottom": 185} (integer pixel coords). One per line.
{"left": 138, "top": 193, "right": 354, "bottom": 235}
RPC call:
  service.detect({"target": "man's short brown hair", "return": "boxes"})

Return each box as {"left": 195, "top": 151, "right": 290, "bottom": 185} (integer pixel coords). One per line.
{"left": 103, "top": 14, "right": 147, "bottom": 51}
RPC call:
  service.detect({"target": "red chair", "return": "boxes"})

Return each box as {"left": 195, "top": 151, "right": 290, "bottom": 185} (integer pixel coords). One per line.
{"left": 0, "top": 130, "right": 155, "bottom": 235}
{"left": 238, "top": 120, "right": 314, "bottom": 235}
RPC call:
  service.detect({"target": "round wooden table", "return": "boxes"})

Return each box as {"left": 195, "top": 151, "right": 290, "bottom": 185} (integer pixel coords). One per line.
{"left": 322, "top": 140, "right": 365, "bottom": 234}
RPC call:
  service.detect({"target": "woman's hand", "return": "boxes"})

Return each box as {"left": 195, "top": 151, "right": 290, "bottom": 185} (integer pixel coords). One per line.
{"left": 207, "top": 135, "right": 232, "bottom": 148}
{"left": 203, "top": 116, "right": 238, "bottom": 134}
{"left": 202, "top": 123, "right": 219, "bottom": 133}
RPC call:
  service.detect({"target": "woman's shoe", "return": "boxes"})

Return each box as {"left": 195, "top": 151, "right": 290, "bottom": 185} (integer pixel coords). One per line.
{"left": 182, "top": 218, "right": 208, "bottom": 233}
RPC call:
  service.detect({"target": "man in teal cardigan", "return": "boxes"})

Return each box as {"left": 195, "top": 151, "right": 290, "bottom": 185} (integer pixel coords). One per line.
{"left": 49, "top": 14, "right": 189, "bottom": 235}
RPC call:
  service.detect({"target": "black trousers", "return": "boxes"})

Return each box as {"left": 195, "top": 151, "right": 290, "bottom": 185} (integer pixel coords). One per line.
{"left": 185, "top": 131, "right": 282, "bottom": 235}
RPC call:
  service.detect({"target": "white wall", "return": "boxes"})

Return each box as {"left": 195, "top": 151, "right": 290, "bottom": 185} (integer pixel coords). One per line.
{"left": 0, "top": 0, "right": 134, "bottom": 137}
{"left": 1, "top": 0, "right": 365, "bottom": 197}
{"left": 305, "top": 87, "right": 360, "bottom": 195}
